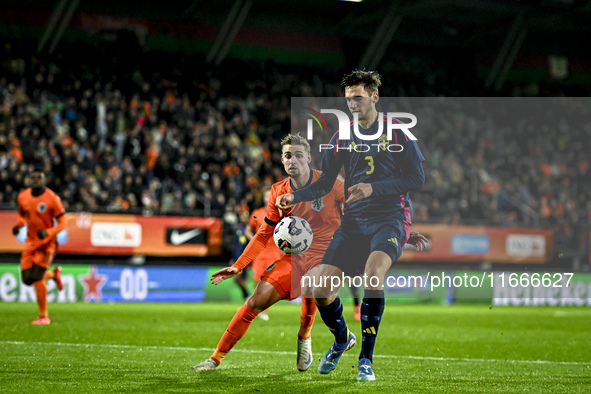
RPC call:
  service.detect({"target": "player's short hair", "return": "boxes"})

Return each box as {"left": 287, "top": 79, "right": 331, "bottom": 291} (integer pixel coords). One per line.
{"left": 341, "top": 70, "right": 382, "bottom": 95}
{"left": 32, "top": 164, "right": 45, "bottom": 175}
{"left": 280, "top": 133, "right": 310, "bottom": 153}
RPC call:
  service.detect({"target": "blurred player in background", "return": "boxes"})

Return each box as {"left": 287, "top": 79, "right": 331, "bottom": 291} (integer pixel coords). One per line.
{"left": 12, "top": 166, "right": 67, "bottom": 325}
{"left": 229, "top": 209, "right": 252, "bottom": 302}
{"left": 276, "top": 70, "right": 426, "bottom": 381}
{"left": 191, "top": 133, "right": 345, "bottom": 372}
{"left": 248, "top": 186, "right": 283, "bottom": 320}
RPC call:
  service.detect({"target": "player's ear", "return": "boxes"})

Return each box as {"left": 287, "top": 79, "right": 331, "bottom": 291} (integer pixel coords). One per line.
{"left": 373, "top": 92, "right": 379, "bottom": 104}
{"left": 307, "top": 152, "right": 311, "bottom": 164}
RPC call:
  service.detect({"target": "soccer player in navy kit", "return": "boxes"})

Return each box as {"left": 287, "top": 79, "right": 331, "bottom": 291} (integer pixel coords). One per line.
{"left": 276, "top": 70, "right": 425, "bottom": 381}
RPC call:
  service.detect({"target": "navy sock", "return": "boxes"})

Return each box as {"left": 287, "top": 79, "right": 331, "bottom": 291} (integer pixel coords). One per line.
{"left": 317, "top": 297, "right": 349, "bottom": 346}
{"left": 359, "top": 290, "right": 385, "bottom": 362}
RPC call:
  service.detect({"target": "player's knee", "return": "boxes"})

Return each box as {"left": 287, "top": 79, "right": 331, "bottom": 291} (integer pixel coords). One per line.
{"left": 311, "top": 285, "right": 323, "bottom": 300}
{"left": 246, "top": 295, "right": 268, "bottom": 314}
{"left": 311, "top": 283, "right": 335, "bottom": 300}
{"left": 363, "top": 280, "right": 384, "bottom": 291}
{"left": 311, "top": 278, "right": 335, "bottom": 304}
{"left": 362, "top": 270, "right": 385, "bottom": 290}
{"left": 314, "top": 297, "right": 333, "bottom": 307}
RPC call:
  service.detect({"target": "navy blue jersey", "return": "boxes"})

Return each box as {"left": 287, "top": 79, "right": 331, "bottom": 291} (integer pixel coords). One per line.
{"left": 292, "top": 115, "right": 425, "bottom": 219}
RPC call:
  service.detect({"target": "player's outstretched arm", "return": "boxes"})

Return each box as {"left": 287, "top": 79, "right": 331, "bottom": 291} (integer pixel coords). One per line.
{"left": 232, "top": 222, "right": 274, "bottom": 272}
{"left": 407, "top": 231, "right": 429, "bottom": 251}
{"left": 275, "top": 193, "right": 294, "bottom": 211}
{"left": 211, "top": 267, "right": 239, "bottom": 285}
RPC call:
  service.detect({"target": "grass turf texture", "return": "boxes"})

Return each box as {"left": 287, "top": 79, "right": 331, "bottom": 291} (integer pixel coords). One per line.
{"left": 1, "top": 302, "right": 590, "bottom": 393}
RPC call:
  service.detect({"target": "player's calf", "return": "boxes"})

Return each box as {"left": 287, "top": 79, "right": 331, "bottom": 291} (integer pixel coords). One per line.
{"left": 53, "top": 266, "right": 64, "bottom": 291}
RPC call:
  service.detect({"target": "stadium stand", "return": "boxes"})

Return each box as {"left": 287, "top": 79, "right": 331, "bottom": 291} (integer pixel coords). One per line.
{"left": 1, "top": 20, "right": 590, "bottom": 262}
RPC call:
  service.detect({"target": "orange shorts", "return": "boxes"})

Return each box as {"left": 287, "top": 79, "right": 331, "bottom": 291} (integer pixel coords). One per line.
{"left": 260, "top": 253, "right": 322, "bottom": 301}
{"left": 20, "top": 244, "right": 57, "bottom": 271}
{"left": 252, "top": 257, "right": 275, "bottom": 282}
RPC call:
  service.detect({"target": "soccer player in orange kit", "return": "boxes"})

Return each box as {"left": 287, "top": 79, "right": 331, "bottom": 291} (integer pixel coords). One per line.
{"left": 191, "top": 133, "right": 346, "bottom": 372}
{"left": 12, "top": 167, "right": 68, "bottom": 325}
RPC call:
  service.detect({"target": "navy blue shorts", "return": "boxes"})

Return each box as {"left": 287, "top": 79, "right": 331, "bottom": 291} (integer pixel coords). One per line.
{"left": 320, "top": 214, "right": 410, "bottom": 276}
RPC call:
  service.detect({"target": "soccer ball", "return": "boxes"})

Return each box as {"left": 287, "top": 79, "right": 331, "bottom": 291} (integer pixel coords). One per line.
{"left": 273, "top": 216, "right": 313, "bottom": 255}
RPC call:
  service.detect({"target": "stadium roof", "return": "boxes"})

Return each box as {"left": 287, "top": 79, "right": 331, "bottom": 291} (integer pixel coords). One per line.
{"left": 3, "top": 0, "right": 591, "bottom": 68}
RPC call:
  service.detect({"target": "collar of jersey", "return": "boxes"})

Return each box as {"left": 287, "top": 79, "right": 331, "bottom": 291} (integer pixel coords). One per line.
{"left": 31, "top": 187, "right": 47, "bottom": 197}
{"left": 355, "top": 118, "right": 380, "bottom": 134}
{"left": 290, "top": 168, "right": 314, "bottom": 192}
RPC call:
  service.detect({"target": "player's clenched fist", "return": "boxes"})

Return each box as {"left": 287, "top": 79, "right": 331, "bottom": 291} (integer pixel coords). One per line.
{"left": 275, "top": 193, "right": 294, "bottom": 211}
{"left": 210, "top": 266, "right": 238, "bottom": 285}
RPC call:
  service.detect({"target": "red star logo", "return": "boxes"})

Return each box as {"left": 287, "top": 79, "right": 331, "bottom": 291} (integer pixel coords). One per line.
{"left": 79, "top": 266, "right": 107, "bottom": 302}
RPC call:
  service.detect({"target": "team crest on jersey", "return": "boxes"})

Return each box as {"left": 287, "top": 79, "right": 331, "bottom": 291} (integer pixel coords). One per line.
{"left": 38, "top": 202, "right": 47, "bottom": 214}
{"left": 311, "top": 198, "right": 324, "bottom": 212}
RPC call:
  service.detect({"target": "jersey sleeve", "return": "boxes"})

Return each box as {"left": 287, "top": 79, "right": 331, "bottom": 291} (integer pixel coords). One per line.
{"left": 371, "top": 129, "right": 426, "bottom": 197}
{"left": 264, "top": 185, "right": 282, "bottom": 226}
{"left": 52, "top": 193, "right": 66, "bottom": 218}
{"left": 292, "top": 132, "right": 342, "bottom": 204}
{"left": 232, "top": 222, "right": 275, "bottom": 272}
{"left": 46, "top": 193, "right": 68, "bottom": 239}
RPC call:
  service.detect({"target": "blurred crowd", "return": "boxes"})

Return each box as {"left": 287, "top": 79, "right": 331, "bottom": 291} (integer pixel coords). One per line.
{"left": 408, "top": 97, "right": 591, "bottom": 250}
{"left": 1, "top": 38, "right": 590, "bottom": 249}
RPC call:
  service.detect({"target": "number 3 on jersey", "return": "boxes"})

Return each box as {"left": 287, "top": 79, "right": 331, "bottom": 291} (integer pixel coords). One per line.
{"left": 365, "top": 156, "right": 374, "bottom": 175}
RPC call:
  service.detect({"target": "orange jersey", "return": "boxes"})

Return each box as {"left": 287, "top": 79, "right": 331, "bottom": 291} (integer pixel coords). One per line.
{"left": 232, "top": 169, "right": 344, "bottom": 273}
{"left": 267, "top": 169, "right": 344, "bottom": 255}
{"left": 250, "top": 206, "right": 283, "bottom": 273}
{"left": 16, "top": 188, "right": 66, "bottom": 251}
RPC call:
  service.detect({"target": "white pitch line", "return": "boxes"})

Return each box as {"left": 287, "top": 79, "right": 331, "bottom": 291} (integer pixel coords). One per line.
{"left": 1, "top": 341, "right": 589, "bottom": 366}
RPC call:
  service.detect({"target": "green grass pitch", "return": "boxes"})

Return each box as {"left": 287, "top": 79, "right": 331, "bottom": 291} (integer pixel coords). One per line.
{"left": 1, "top": 302, "right": 590, "bottom": 393}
